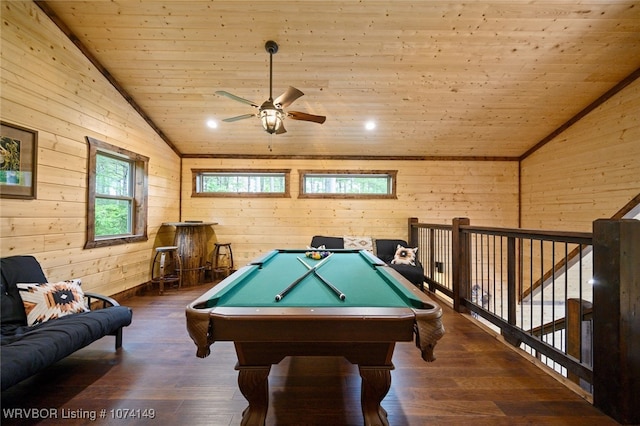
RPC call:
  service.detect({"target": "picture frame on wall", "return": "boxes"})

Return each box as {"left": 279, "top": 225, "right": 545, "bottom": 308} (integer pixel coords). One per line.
{"left": 0, "top": 121, "right": 38, "bottom": 199}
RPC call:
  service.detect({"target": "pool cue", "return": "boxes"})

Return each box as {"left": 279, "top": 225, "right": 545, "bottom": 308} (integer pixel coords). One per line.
{"left": 296, "top": 257, "right": 346, "bottom": 301}
{"left": 274, "top": 253, "right": 333, "bottom": 301}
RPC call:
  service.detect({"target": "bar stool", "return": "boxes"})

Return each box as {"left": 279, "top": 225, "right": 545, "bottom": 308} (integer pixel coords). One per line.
{"left": 151, "top": 246, "right": 183, "bottom": 295}
{"left": 211, "top": 243, "right": 234, "bottom": 279}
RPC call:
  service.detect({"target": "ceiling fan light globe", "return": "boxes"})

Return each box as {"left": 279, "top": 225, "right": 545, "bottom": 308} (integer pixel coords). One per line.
{"left": 260, "top": 108, "right": 284, "bottom": 134}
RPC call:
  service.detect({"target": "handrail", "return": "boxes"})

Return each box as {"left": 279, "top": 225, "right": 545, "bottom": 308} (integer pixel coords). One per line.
{"left": 459, "top": 224, "right": 592, "bottom": 243}
{"left": 408, "top": 217, "right": 639, "bottom": 424}
{"left": 410, "top": 217, "right": 594, "bottom": 383}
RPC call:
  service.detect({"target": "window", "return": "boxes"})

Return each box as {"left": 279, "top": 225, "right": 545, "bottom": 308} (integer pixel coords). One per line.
{"left": 192, "top": 169, "right": 290, "bottom": 198}
{"left": 85, "top": 137, "right": 148, "bottom": 248}
{"left": 299, "top": 170, "right": 397, "bottom": 199}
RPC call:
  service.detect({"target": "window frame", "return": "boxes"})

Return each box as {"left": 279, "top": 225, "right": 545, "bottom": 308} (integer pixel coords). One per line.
{"left": 85, "top": 136, "right": 148, "bottom": 249}
{"left": 299, "top": 169, "right": 397, "bottom": 199}
{"left": 192, "top": 169, "right": 291, "bottom": 198}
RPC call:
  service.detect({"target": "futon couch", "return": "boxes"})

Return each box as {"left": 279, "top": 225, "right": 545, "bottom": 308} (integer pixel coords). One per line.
{"left": 1, "top": 255, "right": 133, "bottom": 390}
{"left": 310, "top": 236, "right": 425, "bottom": 288}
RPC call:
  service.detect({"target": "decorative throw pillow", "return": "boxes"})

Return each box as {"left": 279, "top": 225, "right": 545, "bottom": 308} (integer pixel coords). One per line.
{"left": 17, "top": 279, "right": 88, "bottom": 326}
{"left": 343, "top": 236, "right": 374, "bottom": 252}
{"left": 391, "top": 245, "right": 418, "bottom": 266}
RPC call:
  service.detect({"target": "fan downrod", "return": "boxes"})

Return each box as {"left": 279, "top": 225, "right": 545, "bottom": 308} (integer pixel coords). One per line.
{"left": 265, "top": 40, "right": 278, "bottom": 55}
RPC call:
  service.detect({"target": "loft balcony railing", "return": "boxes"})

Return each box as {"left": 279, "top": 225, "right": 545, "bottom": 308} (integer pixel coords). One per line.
{"left": 408, "top": 217, "right": 639, "bottom": 425}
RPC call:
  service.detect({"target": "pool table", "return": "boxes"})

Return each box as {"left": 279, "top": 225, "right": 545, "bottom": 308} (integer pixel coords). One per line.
{"left": 186, "top": 249, "right": 444, "bottom": 426}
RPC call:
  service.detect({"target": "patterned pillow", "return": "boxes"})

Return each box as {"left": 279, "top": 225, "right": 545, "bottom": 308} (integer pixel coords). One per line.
{"left": 343, "top": 236, "right": 374, "bottom": 252}
{"left": 391, "top": 245, "right": 418, "bottom": 266}
{"left": 17, "top": 279, "right": 88, "bottom": 326}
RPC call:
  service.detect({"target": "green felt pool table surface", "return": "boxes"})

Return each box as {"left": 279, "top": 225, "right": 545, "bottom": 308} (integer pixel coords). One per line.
{"left": 200, "top": 249, "right": 426, "bottom": 309}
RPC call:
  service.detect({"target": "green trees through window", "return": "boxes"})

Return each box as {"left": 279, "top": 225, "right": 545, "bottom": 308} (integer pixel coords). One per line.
{"left": 299, "top": 170, "right": 397, "bottom": 199}
{"left": 95, "top": 154, "right": 133, "bottom": 237}
{"left": 191, "top": 169, "right": 396, "bottom": 199}
{"left": 303, "top": 174, "right": 392, "bottom": 195}
{"left": 192, "top": 169, "right": 290, "bottom": 198}
{"left": 199, "top": 173, "right": 285, "bottom": 193}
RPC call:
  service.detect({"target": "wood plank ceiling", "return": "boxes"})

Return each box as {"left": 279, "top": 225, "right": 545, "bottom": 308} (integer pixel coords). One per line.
{"left": 38, "top": 1, "right": 640, "bottom": 159}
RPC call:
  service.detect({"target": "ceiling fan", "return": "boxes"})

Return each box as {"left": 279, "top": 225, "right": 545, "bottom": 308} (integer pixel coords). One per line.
{"left": 216, "top": 40, "right": 326, "bottom": 135}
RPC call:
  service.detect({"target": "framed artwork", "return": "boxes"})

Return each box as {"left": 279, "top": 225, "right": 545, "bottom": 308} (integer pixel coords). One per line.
{"left": 0, "top": 121, "right": 38, "bottom": 199}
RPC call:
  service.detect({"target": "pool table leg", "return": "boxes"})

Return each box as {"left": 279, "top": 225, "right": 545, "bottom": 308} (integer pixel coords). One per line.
{"left": 359, "top": 366, "right": 392, "bottom": 426}
{"left": 236, "top": 364, "right": 271, "bottom": 426}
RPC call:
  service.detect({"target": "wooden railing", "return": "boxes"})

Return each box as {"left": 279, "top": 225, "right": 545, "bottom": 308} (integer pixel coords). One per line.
{"left": 408, "top": 217, "right": 639, "bottom": 425}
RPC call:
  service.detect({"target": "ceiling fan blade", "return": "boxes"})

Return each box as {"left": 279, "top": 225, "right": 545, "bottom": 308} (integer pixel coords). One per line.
{"left": 287, "top": 111, "right": 327, "bottom": 124}
{"left": 222, "top": 114, "right": 256, "bottom": 122}
{"left": 215, "top": 91, "right": 259, "bottom": 108}
{"left": 274, "top": 86, "right": 304, "bottom": 108}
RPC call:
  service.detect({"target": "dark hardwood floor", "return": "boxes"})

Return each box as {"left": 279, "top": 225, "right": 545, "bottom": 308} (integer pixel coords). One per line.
{"left": 2, "top": 283, "right": 618, "bottom": 425}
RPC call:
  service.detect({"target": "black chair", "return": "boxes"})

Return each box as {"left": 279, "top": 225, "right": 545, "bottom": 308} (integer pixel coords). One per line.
{"left": 375, "top": 239, "right": 425, "bottom": 289}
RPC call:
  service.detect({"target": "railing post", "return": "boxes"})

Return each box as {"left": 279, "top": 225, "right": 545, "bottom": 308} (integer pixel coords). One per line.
{"left": 566, "top": 298, "right": 592, "bottom": 387}
{"left": 408, "top": 217, "right": 419, "bottom": 246}
{"left": 499, "top": 235, "right": 523, "bottom": 346}
{"left": 592, "top": 219, "right": 640, "bottom": 425}
{"left": 428, "top": 228, "right": 435, "bottom": 292}
{"left": 452, "top": 217, "right": 470, "bottom": 313}
{"left": 507, "top": 236, "right": 517, "bottom": 326}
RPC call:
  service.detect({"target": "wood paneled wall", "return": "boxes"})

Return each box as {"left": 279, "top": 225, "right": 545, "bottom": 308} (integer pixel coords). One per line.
{"left": 521, "top": 78, "right": 640, "bottom": 232}
{"left": 181, "top": 158, "right": 519, "bottom": 267}
{"left": 0, "top": 2, "right": 181, "bottom": 295}
{"left": 3, "top": 2, "right": 636, "bottom": 296}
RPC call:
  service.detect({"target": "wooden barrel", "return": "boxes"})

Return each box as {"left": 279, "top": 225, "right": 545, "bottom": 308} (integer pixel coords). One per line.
{"left": 174, "top": 225, "right": 206, "bottom": 287}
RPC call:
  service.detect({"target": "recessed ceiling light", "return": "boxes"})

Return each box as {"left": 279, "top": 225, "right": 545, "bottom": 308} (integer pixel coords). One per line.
{"left": 365, "top": 121, "right": 376, "bottom": 131}
{"left": 206, "top": 119, "right": 218, "bottom": 129}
